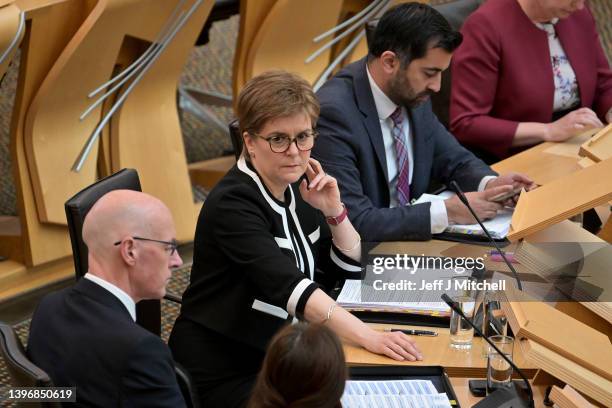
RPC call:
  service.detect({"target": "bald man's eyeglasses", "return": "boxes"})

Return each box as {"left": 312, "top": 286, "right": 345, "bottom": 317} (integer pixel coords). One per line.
{"left": 114, "top": 236, "right": 178, "bottom": 255}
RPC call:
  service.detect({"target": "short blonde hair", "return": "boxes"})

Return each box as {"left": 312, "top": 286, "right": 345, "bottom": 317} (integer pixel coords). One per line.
{"left": 237, "top": 71, "right": 319, "bottom": 158}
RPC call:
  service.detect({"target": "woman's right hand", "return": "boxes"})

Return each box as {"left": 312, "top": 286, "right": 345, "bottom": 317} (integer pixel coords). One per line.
{"left": 545, "top": 107, "right": 603, "bottom": 142}
{"left": 361, "top": 329, "right": 423, "bottom": 362}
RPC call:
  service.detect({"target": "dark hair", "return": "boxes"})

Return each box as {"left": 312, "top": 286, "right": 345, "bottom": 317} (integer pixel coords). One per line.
{"left": 369, "top": 2, "right": 462, "bottom": 66}
{"left": 248, "top": 323, "right": 347, "bottom": 408}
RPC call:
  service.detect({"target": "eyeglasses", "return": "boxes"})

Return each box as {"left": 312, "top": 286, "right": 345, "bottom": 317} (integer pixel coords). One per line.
{"left": 113, "top": 236, "right": 178, "bottom": 256}
{"left": 250, "top": 130, "right": 318, "bottom": 153}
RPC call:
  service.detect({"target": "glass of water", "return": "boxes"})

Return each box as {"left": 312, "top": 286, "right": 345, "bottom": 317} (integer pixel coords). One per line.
{"left": 487, "top": 335, "right": 514, "bottom": 394}
{"left": 449, "top": 295, "right": 475, "bottom": 349}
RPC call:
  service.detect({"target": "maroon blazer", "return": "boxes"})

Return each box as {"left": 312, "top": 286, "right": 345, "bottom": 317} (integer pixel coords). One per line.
{"left": 449, "top": 0, "right": 612, "bottom": 159}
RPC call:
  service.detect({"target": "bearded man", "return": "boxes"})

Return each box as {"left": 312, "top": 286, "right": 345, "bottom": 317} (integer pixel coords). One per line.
{"left": 313, "top": 2, "right": 532, "bottom": 242}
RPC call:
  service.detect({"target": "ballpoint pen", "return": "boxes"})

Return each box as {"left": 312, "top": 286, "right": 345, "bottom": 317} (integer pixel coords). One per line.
{"left": 385, "top": 329, "right": 438, "bottom": 336}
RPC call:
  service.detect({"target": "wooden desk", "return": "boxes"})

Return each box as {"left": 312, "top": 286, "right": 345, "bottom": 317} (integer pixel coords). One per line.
{"left": 491, "top": 132, "right": 593, "bottom": 186}
{"left": 344, "top": 324, "right": 537, "bottom": 378}
{"left": 344, "top": 221, "right": 610, "bottom": 405}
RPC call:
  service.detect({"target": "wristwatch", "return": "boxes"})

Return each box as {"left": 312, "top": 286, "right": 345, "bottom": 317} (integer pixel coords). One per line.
{"left": 326, "top": 204, "right": 348, "bottom": 225}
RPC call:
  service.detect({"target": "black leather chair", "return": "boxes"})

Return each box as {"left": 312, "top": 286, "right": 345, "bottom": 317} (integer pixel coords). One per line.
{"left": 365, "top": 0, "right": 481, "bottom": 129}
{"left": 63, "top": 169, "right": 198, "bottom": 407}
{"left": 175, "top": 363, "right": 201, "bottom": 408}
{"left": 0, "top": 322, "right": 60, "bottom": 408}
{"left": 64, "top": 168, "right": 163, "bottom": 335}
{"left": 229, "top": 119, "right": 242, "bottom": 160}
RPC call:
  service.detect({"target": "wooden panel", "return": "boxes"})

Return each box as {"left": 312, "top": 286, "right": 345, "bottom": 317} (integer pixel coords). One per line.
{"left": 24, "top": 0, "right": 212, "bottom": 226}
{"left": 503, "top": 287, "right": 612, "bottom": 381}
{"left": 522, "top": 340, "right": 612, "bottom": 407}
{"left": 24, "top": 0, "right": 112, "bottom": 224}
{"left": 245, "top": 0, "right": 344, "bottom": 87}
{"left": 0, "top": 4, "right": 23, "bottom": 76}
{"left": 11, "top": 0, "right": 94, "bottom": 266}
{"left": 232, "top": 0, "right": 276, "bottom": 100}
{"left": 491, "top": 136, "right": 588, "bottom": 185}
{"left": 579, "top": 123, "right": 612, "bottom": 162}
{"left": 112, "top": 0, "right": 212, "bottom": 242}
{"left": 509, "top": 158, "right": 612, "bottom": 241}
{"left": 189, "top": 155, "right": 235, "bottom": 191}
{"left": 599, "top": 217, "right": 612, "bottom": 244}
{"left": 0, "top": 257, "right": 74, "bottom": 302}
{"left": 549, "top": 385, "right": 597, "bottom": 408}
{"left": 0, "top": 216, "right": 22, "bottom": 262}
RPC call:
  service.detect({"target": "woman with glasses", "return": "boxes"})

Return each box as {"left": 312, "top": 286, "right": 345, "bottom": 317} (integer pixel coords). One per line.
{"left": 169, "top": 70, "right": 422, "bottom": 408}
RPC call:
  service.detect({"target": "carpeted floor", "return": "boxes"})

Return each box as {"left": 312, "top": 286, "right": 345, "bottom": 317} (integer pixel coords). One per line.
{"left": 0, "top": 264, "right": 192, "bottom": 407}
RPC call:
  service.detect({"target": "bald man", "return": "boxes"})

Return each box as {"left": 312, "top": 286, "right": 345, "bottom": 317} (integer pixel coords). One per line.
{"left": 27, "top": 190, "right": 186, "bottom": 408}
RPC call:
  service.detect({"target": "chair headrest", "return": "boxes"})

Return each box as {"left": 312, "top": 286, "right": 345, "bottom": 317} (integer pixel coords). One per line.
{"left": 64, "top": 169, "right": 142, "bottom": 278}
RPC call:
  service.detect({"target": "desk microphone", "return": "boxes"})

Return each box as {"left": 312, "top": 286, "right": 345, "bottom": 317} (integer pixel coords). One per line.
{"left": 442, "top": 294, "right": 534, "bottom": 408}
{"left": 449, "top": 181, "right": 523, "bottom": 291}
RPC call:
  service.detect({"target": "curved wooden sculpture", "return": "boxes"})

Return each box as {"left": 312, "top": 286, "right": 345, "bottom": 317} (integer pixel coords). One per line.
{"left": 0, "top": 1, "right": 23, "bottom": 78}
{"left": 1, "top": 0, "right": 211, "bottom": 298}
{"left": 24, "top": 0, "right": 209, "bottom": 234}
{"left": 232, "top": 0, "right": 345, "bottom": 101}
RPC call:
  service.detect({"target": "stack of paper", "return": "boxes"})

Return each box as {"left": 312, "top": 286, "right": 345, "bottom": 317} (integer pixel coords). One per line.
{"left": 337, "top": 279, "right": 451, "bottom": 315}
{"left": 342, "top": 379, "right": 452, "bottom": 408}
{"left": 414, "top": 193, "right": 513, "bottom": 239}
{"left": 445, "top": 209, "right": 513, "bottom": 239}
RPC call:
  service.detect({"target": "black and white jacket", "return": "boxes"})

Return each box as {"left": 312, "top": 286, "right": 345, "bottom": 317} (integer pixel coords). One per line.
{"left": 179, "top": 157, "right": 362, "bottom": 351}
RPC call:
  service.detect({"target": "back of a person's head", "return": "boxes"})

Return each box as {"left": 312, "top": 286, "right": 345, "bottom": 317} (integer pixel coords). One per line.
{"left": 248, "top": 323, "right": 346, "bottom": 408}
{"left": 369, "top": 2, "right": 463, "bottom": 66}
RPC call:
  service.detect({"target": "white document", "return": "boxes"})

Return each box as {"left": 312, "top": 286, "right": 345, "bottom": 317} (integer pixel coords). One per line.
{"left": 344, "top": 379, "right": 438, "bottom": 395}
{"left": 336, "top": 279, "right": 451, "bottom": 313}
{"left": 342, "top": 380, "right": 452, "bottom": 408}
{"left": 415, "top": 193, "right": 513, "bottom": 239}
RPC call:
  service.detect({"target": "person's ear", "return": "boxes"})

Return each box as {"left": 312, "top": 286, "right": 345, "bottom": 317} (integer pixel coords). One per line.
{"left": 243, "top": 131, "right": 254, "bottom": 149}
{"left": 119, "top": 239, "right": 137, "bottom": 266}
{"left": 380, "top": 50, "right": 399, "bottom": 74}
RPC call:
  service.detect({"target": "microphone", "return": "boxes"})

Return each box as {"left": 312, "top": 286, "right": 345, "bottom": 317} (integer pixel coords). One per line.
{"left": 449, "top": 181, "right": 523, "bottom": 291}
{"left": 442, "top": 294, "right": 534, "bottom": 408}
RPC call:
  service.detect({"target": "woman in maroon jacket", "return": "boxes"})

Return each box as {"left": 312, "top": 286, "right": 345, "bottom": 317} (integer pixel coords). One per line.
{"left": 450, "top": 0, "right": 612, "bottom": 161}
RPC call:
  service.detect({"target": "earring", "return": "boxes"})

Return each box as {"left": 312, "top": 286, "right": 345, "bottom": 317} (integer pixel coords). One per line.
{"left": 250, "top": 151, "right": 255, "bottom": 159}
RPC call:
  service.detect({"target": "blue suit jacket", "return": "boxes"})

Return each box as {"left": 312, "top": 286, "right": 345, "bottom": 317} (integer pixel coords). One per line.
{"left": 313, "top": 58, "right": 496, "bottom": 241}
{"left": 27, "top": 278, "right": 185, "bottom": 408}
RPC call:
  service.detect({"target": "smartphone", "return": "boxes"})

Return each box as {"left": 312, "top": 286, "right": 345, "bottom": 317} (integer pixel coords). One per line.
{"left": 489, "top": 186, "right": 523, "bottom": 203}
{"left": 468, "top": 379, "right": 486, "bottom": 397}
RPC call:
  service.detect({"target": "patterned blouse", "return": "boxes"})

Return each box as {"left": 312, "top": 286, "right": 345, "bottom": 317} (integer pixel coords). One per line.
{"left": 536, "top": 19, "right": 581, "bottom": 112}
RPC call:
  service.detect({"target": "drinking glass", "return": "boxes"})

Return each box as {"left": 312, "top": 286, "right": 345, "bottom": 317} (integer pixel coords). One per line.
{"left": 449, "top": 295, "right": 475, "bottom": 349}
{"left": 486, "top": 335, "right": 514, "bottom": 394}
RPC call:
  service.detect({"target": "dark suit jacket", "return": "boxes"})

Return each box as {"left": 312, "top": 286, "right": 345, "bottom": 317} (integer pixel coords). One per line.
{"left": 27, "top": 278, "right": 185, "bottom": 408}
{"left": 313, "top": 58, "right": 496, "bottom": 242}
{"left": 450, "top": 0, "right": 612, "bottom": 159}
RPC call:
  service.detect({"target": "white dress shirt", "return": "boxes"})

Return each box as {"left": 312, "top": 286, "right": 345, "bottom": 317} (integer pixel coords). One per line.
{"left": 84, "top": 273, "right": 137, "bottom": 321}
{"left": 366, "top": 67, "right": 495, "bottom": 233}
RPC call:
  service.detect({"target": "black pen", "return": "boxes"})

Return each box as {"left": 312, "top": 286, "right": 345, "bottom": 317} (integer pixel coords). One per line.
{"left": 386, "top": 329, "right": 438, "bottom": 337}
